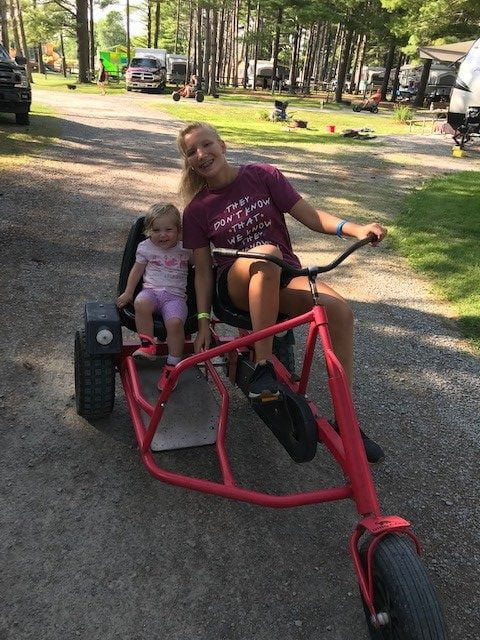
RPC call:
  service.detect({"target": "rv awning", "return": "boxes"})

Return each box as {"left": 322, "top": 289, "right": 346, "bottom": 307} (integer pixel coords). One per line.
{"left": 419, "top": 40, "right": 476, "bottom": 63}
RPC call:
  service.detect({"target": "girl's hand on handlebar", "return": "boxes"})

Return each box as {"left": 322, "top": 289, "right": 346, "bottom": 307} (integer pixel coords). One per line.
{"left": 194, "top": 325, "right": 211, "bottom": 353}
{"left": 357, "top": 223, "right": 387, "bottom": 246}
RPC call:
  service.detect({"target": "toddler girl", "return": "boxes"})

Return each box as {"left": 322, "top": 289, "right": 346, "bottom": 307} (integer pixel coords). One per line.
{"left": 117, "top": 203, "right": 191, "bottom": 389}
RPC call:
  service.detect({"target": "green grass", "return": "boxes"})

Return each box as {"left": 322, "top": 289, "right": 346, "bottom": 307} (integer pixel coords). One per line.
{"left": 154, "top": 99, "right": 412, "bottom": 147}
{"left": 32, "top": 72, "right": 127, "bottom": 94}
{"left": 0, "top": 104, "right": 59, "bottom": 167}
{"left": 390, "top": 172, "right": 480, "bottom": 351}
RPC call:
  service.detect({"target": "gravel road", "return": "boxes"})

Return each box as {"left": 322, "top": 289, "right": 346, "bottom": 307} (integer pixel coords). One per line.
{"left": 1, "top": 89, "right": 479, "bottom": 640}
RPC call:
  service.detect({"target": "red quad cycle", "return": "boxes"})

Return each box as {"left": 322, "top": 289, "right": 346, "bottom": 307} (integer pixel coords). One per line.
{"left": 74, "top": 216, "right": 448, "bottom": 639}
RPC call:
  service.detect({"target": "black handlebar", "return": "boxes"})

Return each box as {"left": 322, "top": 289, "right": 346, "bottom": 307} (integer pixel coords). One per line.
{"left": 213, "top": 233, "right": 377, "bottom": 278}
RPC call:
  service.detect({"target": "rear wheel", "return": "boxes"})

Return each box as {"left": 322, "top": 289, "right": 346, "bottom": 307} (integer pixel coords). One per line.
{"left": 371, "top": 105, "right": 379, "bottom": 114}
{"left": 75, "top": 328, "right": 115, "bottom": 419}
{"left": 195, "top": 90, "right": 205, "bottom": 102}
{"left": 360, "top": 534, "right": 448, "bottom": 639}
{"left": 172, "top": 91, "right": 181, "bottom": 101}
{"left": 15, "top": 111, "right": 29, "bottom": 125}
{"left": 353, "top": 103, "right": 362, "bottom": 112}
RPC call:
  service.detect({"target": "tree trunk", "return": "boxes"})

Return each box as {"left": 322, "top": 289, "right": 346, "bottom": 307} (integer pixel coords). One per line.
{"left": 89, "top": 0, "right": 95, "bottom": 76}
{"left": 390, "top": 52, "right": 404, "bottom": 102}
{"left": 126, "top": 0, "right": 131, "bottom": 62}
{"left": 196, "top": 4, "right": 203, "bottom": 86}
{"left": 154, "top": 1, "right": 160, "bottom": 48}
{"left": 271, "top": 5, "right": 283, "bottom": 87}
{"left": 76, "top": 0, "right": 90, "bottom": 83}
{"left": 414, "top": 58, "right": 432, "bottom": 107}
{"left": 381, "top": 37, "right": 395, "bottom": 100}
{"left": 203, "top": 5, "right": 210, "bottom": 89}
{"left": 242, "top": 0, "right": 251, "bottom": 89}
{"left": 216, "top": 7, "right": 225, "bottom": 85}
{"left": 15, "top": 0, "right": 32, "bottom": 81}
{"left": 288, "top": 22, "right": 301, "bottom": 94}
{"left": 320, "top": 23, "right": 332, "bottom": 81}
{"left": 8, "top": 0, "right": 20, "bottom": 53}
{"left": 334, "top": 26, "right": 353, "bottom": 103}
{"left": 0, "top": 0, "right": 9, "bottom": 48}
{"left": 252, "top": 1, "right": 261, "bottom": 91}
{"left": 327, "top": 23, "right": 341, "bottom": 81}
{"left": 147, "top": 2, "right": 151, "bottom": 47}
{"left": 349, "top": 33, "right": 362, "bottom": 93}
{"left": 174, "top": 0, "right": 181, "bottom": 53}
{"left": 354, "top": 34, "right": 367, "bottom": 94}
{"left": 208, "top": 7, "right": 218, "bottom": 95}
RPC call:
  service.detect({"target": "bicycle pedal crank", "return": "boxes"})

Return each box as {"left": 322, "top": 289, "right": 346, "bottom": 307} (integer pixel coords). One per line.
{"left": 251, "top": 386, "right": 317, "bottom": 463}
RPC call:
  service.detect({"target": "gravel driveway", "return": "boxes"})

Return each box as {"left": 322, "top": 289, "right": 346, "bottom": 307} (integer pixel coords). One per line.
{"left": 1, "top": 89, "right": 479, "bottom": 640}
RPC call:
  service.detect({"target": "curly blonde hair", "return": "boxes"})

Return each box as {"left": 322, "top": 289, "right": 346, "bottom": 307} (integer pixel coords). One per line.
{"left": 144, "top": 202, "right": 181, "bottom": 236}
{"left": 177, "top": 122, "right": 223, "bottom": 204}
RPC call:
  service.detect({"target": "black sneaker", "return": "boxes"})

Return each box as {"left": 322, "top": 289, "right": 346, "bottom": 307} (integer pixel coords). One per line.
{"left": 330, "top": 421, "right": 385, "bottom": 464}
{"left": 248, "top": 361, "right": 282, "bottom": 403}
{"left": 359, "top": 429, "right": 385, "bottom": 464}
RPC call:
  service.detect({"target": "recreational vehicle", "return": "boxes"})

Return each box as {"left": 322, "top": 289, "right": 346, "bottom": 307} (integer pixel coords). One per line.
{"left": 166, "top": 54, "right": 188, "bottom": 84}
{"left": 398, "top": 63, "right": 456, "bottom": 101}
{"left": 448, "top": 38, "right": 480, "bottom": 130}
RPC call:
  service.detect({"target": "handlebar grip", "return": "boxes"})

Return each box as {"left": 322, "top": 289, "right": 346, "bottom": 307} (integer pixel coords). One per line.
{"left": 212, "top": 248, "right": 239, "bottom": 257}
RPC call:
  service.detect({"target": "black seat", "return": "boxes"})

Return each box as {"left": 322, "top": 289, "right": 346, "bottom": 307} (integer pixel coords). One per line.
{"left": 117, "top": 216, "right": 198, "bottom": 341}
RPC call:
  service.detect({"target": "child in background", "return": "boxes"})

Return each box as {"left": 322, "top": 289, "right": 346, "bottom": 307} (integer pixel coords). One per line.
{"left": 117, "top": 203, "right": 191, "bottom": 390}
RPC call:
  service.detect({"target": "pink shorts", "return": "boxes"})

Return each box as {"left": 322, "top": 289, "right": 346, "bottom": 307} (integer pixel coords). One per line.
{"left": 135, "top": 288, "right": 188, "bottom": 323}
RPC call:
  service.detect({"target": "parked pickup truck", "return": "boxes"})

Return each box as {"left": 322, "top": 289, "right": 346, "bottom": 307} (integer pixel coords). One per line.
{"left": 0, "top": 43, "right": 31, "bottom": 124}
{"left": 125, "top": 57, "right": 166, "bottom": 93}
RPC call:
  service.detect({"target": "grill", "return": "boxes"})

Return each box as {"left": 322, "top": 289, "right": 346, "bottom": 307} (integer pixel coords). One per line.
{"left": 130, "top": 71, "right": 155, "bottom": 82}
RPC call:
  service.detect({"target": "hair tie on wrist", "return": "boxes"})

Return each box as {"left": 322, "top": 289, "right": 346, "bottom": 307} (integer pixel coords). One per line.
{"left": 197, "top": 312, "right": 210, "bottom": 320}
{"left": 335, "top": 219, "right": 348, "bottom": 237}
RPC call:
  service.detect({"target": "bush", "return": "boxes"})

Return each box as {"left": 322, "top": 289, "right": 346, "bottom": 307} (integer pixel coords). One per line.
{"left": 393, "top": 104, "right": 413, "bottom": 123}
{"left": 258, "top": 110, "right": 270, "bottom": 121}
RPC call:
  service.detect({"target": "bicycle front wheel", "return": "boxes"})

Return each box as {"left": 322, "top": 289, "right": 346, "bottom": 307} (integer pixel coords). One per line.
{"left": 360, "top": 534, "right": 448, "bottom": 639}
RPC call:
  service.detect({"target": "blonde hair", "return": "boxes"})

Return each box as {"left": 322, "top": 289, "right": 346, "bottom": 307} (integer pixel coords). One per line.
{"left": 144, "top": 202, "right": 181, "bottom": 236}
{"left": 177, "top": 121, "right": 223, "bottom": 204}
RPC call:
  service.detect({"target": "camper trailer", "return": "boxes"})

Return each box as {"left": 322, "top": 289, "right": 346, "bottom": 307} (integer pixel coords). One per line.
{"left": 166, "top": 54, "right": 188, "bottom": 84}
{"left": 448, "top": 38, "right": 480, "bottom": 130}
{"left": 359, "top": 66, "right": 386, "bottom": 92}
{"left": 245, "top": 60, "right": 289, "bottom": 89}
{"left": 398, "top": 63, "right": 456, "bottom": 101}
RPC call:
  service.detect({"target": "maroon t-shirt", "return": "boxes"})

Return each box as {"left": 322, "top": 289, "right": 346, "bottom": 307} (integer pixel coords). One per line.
{"left": 182, "top": 163, "right": 302, "bottom": 274}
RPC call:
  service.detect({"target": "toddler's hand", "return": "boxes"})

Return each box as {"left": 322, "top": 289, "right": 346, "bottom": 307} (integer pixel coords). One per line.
{"left": 194, "top": 326, "right": 211, "bottom": 353}
{"left": 116, "top": 292, "right": 132, "bottom": 308}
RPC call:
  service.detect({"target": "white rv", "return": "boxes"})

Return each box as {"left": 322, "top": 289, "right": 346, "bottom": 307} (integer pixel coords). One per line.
{"left": 398, "top": 63, "right": 456, "bottom": 100}
{"left": 359, "top": 66, "right": 386, "bottom": 92}
{"left": 448, "top": 38, "right": 480, "bottom": 129}
{"left": 166, "top": 54, "right": 188, "bottom": 84}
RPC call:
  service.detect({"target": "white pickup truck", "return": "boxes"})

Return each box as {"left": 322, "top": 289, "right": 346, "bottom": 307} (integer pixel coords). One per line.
{"left": 125, "top": 55, "right": 166, "bottom": 93}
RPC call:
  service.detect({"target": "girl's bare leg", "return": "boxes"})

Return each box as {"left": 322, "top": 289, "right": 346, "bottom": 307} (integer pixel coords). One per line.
{"left": 164, "top": 318, "right": 185, "bottom": 358}
{"left": 279, "top": 277, "right": 354, "bottom": 386}
{"left": 134, "top": 298, "right": 155, "bottom": 338}
{"left": 227, "top": 245, "right": 282, "bottom": 362}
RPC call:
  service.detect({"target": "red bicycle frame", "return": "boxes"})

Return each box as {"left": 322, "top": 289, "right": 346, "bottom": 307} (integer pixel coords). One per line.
{"left": 118, "top": 303, "right": 418, "bottom": 622}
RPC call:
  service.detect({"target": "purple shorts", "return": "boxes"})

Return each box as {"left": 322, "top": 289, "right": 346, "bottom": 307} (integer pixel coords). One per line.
{"left": 135, "top": 288, "right": 188, "bottom": 323}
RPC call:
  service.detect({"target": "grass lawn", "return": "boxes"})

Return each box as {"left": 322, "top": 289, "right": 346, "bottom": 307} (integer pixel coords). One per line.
{"left": 391, "top": 172, "right": 480, "bottom": 351}
{"left": 0, "top": 104, "right": 58, "bottom": 168}
{"left": 154, "top": 99, "right": 412, "bottom": 146}
{"left": 31, "top": 72, "right": 127, "bottom": 95}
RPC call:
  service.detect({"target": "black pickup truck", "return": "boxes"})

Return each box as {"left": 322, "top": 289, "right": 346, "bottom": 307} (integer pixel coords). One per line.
{"left": 0, "top": 44, "right": 31, "bottom": 125}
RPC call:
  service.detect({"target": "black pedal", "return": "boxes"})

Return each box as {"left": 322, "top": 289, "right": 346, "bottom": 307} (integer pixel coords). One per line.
{"left": 252, "top": 387, "right": 317, "bottom": 463}
{"left": 236, "top": 355, "right": 317, "bottom": 463}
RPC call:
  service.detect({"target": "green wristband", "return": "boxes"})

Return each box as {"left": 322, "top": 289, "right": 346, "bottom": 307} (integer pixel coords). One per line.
{"left": 197, "top": 312, "right": 210, "bottom": 320}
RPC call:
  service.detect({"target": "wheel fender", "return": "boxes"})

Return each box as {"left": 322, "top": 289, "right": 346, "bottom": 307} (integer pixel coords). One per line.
{"left": 84, "top": 301, "right": 122, "bottom": 355}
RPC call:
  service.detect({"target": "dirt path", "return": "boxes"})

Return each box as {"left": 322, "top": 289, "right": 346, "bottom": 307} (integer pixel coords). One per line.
{"left": 1, "top": 89, "right": 479, "bottom": 640}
